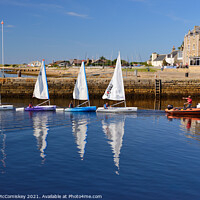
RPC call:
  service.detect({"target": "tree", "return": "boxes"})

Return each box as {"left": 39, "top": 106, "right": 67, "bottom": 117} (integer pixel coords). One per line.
{"left": 100, "top": 56, "right": 106, "bottom": 60}
{"left": 163, "top": 59, "right": 168, "bottom": 66}
{"left": 178, "top": 41, "right": 184, "bottom": 50}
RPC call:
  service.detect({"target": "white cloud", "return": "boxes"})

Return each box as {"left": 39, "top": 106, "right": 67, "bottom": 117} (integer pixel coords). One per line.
{"left": 6, "top": 25, "right": 15, "bottom": 28}
{"left": 0, "top": 0, "right": 63, "bottom": 10}
{"left": 67, "top": 12, "right": 88, "bottom": 18}
{"left": 166, "top": 14, "right": 190, "bottom": 24}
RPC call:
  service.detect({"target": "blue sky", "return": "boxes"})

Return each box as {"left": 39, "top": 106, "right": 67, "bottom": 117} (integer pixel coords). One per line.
{"left": 0, "top": 0, "right": 199, "bottom": 64}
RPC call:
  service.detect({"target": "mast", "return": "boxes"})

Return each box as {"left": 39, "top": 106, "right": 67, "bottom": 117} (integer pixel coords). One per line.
{"left": 1, "top": 20, "right": 4, "bottom": 78}
{"left": 0, "top": 84, "right": 1, "bottom": 105}
{"left": 43, "top": 59, "right": 50, "bottom": 104}
{"left": 83, "top": 60, "right": 90, "bottom": 106}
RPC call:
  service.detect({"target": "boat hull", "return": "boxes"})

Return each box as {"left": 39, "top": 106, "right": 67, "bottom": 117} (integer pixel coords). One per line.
{"left": 96, "top": 107, "right": 137, "bottom": 113}
{"left": 165, "top": 108, "right": 200, "bottom": 115}
{"left": 0, "top": 105, "right": 14, "bottom": 110}
{"left": 64, "top": 106, "right": 96, "bottom": 112}
{"left": 25, "top": 105, "right": 56, "bottom": 111}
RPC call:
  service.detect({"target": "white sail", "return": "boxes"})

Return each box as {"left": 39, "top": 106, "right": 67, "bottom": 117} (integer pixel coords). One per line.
{"left": 102, "top": 115, "right": 125, "bottom": 173}
{"left": 33, "top": 60, "right": 49, "bottom": 100}
{"left": 102, "top": 52, "right": 125, "bottom": 101}
{"left": 73, "top": 61, "right": 89, "bottom": 100}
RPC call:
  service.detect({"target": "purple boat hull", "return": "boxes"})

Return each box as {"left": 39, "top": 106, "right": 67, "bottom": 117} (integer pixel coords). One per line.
{"left": 25, "top": 105, "right": 56, "bottom": 111}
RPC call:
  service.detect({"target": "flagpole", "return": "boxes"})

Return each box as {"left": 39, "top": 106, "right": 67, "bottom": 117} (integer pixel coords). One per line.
{"left": 1, "top": 20, "right": 5, "bottom": 78}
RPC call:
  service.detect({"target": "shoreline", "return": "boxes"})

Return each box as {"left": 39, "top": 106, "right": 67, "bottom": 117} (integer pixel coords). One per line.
{"left": 2, "top": 66, "right": 200, "bottom": 80}
{"left": 1, "top": 67, "right": 200, "bottom": 98}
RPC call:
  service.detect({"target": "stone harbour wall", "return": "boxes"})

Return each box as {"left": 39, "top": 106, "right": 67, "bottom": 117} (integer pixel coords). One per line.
{"left": 0, "top": 77, "right": 199, "bottom": 99}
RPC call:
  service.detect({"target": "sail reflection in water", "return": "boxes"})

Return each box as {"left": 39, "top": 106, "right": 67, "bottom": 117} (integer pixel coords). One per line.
{"left": 101, "top": 114, "right": 125, "bottom": 174}
{"left": 70, "top": 113, "right": 88, "bottom": 160}
{"left": 32, "top": 113, "right": 49, "bottom": 161}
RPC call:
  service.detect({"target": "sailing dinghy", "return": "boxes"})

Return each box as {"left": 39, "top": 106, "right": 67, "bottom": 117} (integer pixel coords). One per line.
{"left": 65, "top": 60, "right": 96, "bottom": 112}
{"left": 0, "top": 89, "right": 13, "bottom": 110}
{"left": 96, "top": 52, "right": 137, "bottom": 113}
{"left": 0, "top": 20, "right": 13, "bottom": 110}
{"left": 24, "top": 59, "right": 56, "bottom": 111}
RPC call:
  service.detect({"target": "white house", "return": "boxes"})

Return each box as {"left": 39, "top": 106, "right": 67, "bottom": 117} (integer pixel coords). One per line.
{"left": 28, "top": 61, "right": 42, "bottom": 67}
{"left": 150, "top": 46, "right": 183, "bottom": 67}
{"left": 151, "top": 53, "right": 166, "bottom": 67}
{"left": 165, "top": 50, "right": 178, "bottom": 66}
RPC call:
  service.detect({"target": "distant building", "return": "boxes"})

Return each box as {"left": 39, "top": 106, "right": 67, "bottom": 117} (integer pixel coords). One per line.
{"left": 48, "top": 60, "right": 70, "bottom": 67}
{"left": 165, "top": 46, "right": 178, "bottom": 66}
{"left": 150, "top": 46, "right": 182, "bottom": 67}
{"left": 183, "top": 26, "right": 200, "bottom": 66}
{"left": 28, "top": 61, "right": 42, "bottom": 67}
{"left": 151, "top": 53, "right": 167, "bottom": 67}
{"left": 91, "top": 59, "right": 106, "bottom": 65}
{"left": 69, "top": 59, "right": 85, "bottom": 66}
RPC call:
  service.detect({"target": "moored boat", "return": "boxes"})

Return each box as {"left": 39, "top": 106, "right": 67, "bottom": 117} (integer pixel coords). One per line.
{"left": 17, "top": 59, "right": 56, "bottom": 111}
{"left": 0, "top": 105, "right": 13, "bottom": 110}
{"left": 64, "top": 60, "right": 96, "bottom": 112}
{"left": 165, "top": 107, "right": 200, "bottom": 115}
{"left": 96, "top": 52, "right": 137, "bottom": 113}
{"left": 0, "top": 20, "right": 14, "bottom": 111}
{"left": 97, "top": 107, "right": 137, "bottom": 113}
{"left": 25, "top": 105, "right": 56, "bottom": 111}
{"left": 65, "top": 106, "right": 96, "bottom": 112}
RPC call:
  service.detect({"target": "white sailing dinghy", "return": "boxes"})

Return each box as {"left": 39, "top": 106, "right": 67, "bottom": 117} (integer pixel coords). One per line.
{"left": 16, "top": 59, "right": 56, "bottom": 111}
{"left": 0, "top": 93, "right": 13, "bottom": 110}
{"left": 0, "top": 20, "right": 13, "bottom": 111}
{"left": 96, "top": 52, "right": 137, "bottom": 113}
{"left": 65, "top": 60, "right": 96, "bottom": 112}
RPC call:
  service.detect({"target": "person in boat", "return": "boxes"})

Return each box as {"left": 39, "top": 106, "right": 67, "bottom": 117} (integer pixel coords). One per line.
{"left": 29, "top": 102, "right": 33, "bottom": 108}
{"left": 104, "top": 102, "right": 110, "bottom": 109}
{"left": 182, "top": 96, "right": 192, "bottom": 109}
{"left": 69, "top": 101, "right": 73, "bottom": 108}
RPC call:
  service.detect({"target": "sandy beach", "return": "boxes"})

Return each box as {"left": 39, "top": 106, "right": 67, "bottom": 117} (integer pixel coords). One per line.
{"left": 3, "top": 66, "right": 200, "bottom": 81}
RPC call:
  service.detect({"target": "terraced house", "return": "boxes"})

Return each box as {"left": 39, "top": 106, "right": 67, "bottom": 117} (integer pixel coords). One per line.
{"left": 183, "top": 26, "right": 200, "bottom": 66}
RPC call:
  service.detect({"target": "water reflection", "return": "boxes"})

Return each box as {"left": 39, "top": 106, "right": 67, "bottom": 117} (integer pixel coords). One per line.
{"left": 100, "top": 114, "right": 126, "bottom": 175}
{"left": 0, "top": 132, "right": 6, "bottom": 173}
{"left": 31, "top": 113, "right": 49, "bottom": 162}
{"left": 3, "top": 96, "right": 200, "bottom": 111}
{"left": 0, "top": 112, "right": 7, "bottom": 174}
{"left": 69, "top": 113, "right": 88, "bottom": 160}
{"left": 167, "top": 115, "right": 200, "bottom": 141}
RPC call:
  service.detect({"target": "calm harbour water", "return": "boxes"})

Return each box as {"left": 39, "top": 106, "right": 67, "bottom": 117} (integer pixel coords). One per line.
{"left": 1, "top": 71, "right": 200, "bottom": 199}
{"left": 0, "top": 71, "right": 35, "bottom": 78}
{"left": 1, "top": 106, "right": 200, "bottom": 200}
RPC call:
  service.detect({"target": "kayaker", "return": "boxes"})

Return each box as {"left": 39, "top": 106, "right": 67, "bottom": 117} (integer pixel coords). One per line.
{"left": 182, "top": 96, "right": 192, "bottom": 108}
{"left": 69, "top": 101, "right": 73, "bottom": 108}
{"left": 29, "top": 102, "right": 33, "bottom": 108}
{"left": 104, "top": 102, "right": 110, "bottom": 109}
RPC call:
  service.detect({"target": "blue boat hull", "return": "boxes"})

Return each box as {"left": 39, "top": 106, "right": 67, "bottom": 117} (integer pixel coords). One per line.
{"left": 64, "top": 106, "right": 96, "bottom": 112}
{"left": 25, "top": 105, "right": 56, "bottom": 111}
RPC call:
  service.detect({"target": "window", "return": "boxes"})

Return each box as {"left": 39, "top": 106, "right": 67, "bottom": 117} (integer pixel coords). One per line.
{"left": 193, "top": 44, "right": 195, "bottom": 50}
